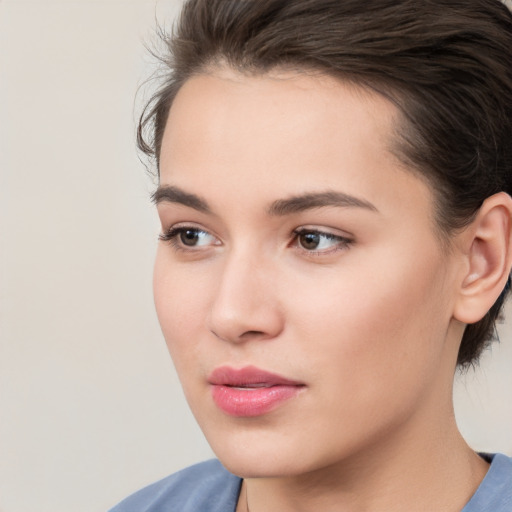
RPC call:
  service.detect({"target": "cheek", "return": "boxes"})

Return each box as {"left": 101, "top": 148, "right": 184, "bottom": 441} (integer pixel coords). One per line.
{"left": 153, "top": 249, "right": 211, "bottom": 365}
{"left": 289, "top": 245, "right": 452, "bottom": 398}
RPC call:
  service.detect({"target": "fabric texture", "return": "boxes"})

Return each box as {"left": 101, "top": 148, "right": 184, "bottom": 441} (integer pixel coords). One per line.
{"left": 462, "top": 453, "right": 512, "bottom": 511}
{"left": 109, "top": 459, "right": 241, "bottom": 512}
{"left": 110, "top": 453, "right": 512, "bottom": 512}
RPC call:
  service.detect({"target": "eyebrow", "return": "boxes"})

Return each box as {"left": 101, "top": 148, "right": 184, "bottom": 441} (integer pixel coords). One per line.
{"left": 152, "top": 185, "right": 211, "bottom": 213}
{"left": 268, "top": 191, "right": 378, "bottom": 216}
{"left": 152, "top": 185, "right": 378, "bottom": 216}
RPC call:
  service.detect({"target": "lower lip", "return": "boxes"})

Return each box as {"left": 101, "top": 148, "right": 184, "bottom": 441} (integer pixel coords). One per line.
{"left": 211, "top": 384, "right": 302, "bottom": 417}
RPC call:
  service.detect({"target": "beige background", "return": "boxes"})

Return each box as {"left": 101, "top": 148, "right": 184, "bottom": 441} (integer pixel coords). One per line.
{"left": 1, "top": 1, "right": 511, "bottom": 511}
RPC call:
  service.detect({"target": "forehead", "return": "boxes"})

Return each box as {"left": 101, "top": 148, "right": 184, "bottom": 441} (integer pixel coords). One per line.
{"left": 159, "top": 68, "right": 435, "bottom": 227}
{"left": 162, "top": 68, "right": 399, "bottom": 169}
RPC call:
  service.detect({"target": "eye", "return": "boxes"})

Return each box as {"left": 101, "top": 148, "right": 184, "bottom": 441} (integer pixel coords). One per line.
{"left": 159, "top": 226, "right": 219, "bottom": 249}
{"left": 293, "top": 228, "right": 351, "bottom": 253}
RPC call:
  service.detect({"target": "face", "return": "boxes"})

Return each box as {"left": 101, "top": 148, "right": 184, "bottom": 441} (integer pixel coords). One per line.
{"left": 154, "top": 69, "right": 464, "bottom": 478}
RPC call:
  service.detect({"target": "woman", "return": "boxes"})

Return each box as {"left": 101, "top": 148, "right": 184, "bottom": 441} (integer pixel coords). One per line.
{"left": 111, "top": 0, "right": 512, "bottom": 510}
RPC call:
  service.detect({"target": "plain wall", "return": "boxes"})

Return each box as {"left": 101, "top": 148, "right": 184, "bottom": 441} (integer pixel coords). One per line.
{"left": 1, "top": 1, "right": 511, "bottom": 511}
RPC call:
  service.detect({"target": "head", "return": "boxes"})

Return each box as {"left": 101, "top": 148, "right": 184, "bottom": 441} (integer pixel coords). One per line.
{"left": 145, "top": 0, "right": 512, "bottom": 478}
{"left": 141, "top": 0, "right": 512, "bottom": 368}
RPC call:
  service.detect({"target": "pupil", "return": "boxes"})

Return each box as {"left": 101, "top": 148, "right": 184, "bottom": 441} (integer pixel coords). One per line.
{"left": 180, "top": 230, "right": 199, "bottom": 246}
{"left": 301, "top": 232, "right": 320, "bottom": 250}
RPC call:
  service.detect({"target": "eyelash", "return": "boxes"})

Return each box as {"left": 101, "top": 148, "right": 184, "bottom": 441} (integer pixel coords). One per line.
{"left": 158, "top": 226, "right": 216, "bottom": 252}
{"left": 291, "top": 228, "right": 353, "bottom": 255}
{"left": 159, "top": 226, "right": 353, "bottom": 255}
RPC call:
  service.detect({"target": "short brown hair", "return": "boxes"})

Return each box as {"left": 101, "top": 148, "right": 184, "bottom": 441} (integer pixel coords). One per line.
{"left": 139, "top": 0, "right": 512, "bottom": 367}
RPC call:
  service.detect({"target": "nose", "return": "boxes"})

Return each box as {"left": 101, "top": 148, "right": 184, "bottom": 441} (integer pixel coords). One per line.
{"left": 207, "top": 251, "right": 284, "bottom": 344}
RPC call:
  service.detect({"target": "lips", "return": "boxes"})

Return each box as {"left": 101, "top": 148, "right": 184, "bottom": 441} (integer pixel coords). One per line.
{"left": 208, "top": 365, "right": 304, "bottom": 417}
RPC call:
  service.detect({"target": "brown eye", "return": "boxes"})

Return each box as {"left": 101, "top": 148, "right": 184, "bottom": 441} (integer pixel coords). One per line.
{"left": 298, "top": 232, "right": 321, "bottom": 250}
{"left": 180, "top": 229, "right": 201, "bottom": 246}
{"left": 159, "top": 226, "right": 218, "bottom": 249}
{"left": 294, "top": 229, "right": 351, "bottom": 253}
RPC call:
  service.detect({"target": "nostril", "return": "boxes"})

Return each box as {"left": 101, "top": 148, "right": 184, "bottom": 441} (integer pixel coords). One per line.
{"left": 210, "top": 329, "right": 267, "bottom": 343}
{"left": 237, "top": 331, "right": 269, "bottom": 342}
{"left": 243, "top": 330, "right": 264, "bottom": 337}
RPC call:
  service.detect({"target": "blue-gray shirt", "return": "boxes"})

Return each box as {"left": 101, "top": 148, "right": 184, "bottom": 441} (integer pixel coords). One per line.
{"left": 109, "top": 453, "right": 512, "bottom": 511}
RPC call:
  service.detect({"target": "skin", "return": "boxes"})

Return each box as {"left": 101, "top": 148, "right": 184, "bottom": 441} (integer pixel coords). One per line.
{"left": 153, "top": 69, "right": 492, "bottom": 511}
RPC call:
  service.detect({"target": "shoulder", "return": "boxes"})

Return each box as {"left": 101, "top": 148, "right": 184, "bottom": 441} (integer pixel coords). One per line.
{"left": 109, "top": 459, "right": 242, "bottom": 512}
{"left": 463, "top": 453, "right": 512, "bottom": 512}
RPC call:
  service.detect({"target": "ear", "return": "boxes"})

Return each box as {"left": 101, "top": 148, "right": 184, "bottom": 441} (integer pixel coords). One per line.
{"left": 453, "top": 192, "right": 512, "bottom": 324}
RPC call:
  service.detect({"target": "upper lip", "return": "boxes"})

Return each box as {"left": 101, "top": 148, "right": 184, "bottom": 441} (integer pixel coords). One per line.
{"left": 208, "top": 365, "right": 304, "bottom": 387}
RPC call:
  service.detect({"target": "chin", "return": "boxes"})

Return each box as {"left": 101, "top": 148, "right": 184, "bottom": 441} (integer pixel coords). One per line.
{"left": 215, "top": 451, "right": 304, "bottom": 479}
{"left": 203, "top": 428, "right": 338, "bottom": 479}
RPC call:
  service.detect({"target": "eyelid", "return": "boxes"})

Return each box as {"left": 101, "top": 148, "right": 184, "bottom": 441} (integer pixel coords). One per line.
{"left": 291, "top": 226, "right": 354, "bottom": 254}
{"left": 159, "top": 223, "right": 220, "bottom": 250}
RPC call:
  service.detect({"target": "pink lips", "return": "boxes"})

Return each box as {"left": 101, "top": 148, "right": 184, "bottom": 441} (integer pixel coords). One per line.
{"left": 208, "top": 365, "right": 304, "bottom": 417}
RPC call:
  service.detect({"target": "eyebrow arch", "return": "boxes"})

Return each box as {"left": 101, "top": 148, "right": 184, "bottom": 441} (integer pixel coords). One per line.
{"left": 152, "top": 185, "right": 211, "bottom": 213}
{"left": 268, "top": 191, "right": 378, "bottom": 216}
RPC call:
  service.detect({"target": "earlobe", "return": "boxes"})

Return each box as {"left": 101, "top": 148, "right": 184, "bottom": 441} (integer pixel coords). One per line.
{"left": 454, "top": 192, "right": 512, "bottom": 325}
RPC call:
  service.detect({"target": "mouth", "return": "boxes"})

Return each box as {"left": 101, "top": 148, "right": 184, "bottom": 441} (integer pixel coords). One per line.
{"left": 208, "top": 365, "right": 305, "bottom": 417}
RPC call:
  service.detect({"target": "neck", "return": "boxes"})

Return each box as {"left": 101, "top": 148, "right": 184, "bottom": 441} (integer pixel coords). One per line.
{"left": 241, "top": 412, "right": 488, "bottom": 512}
